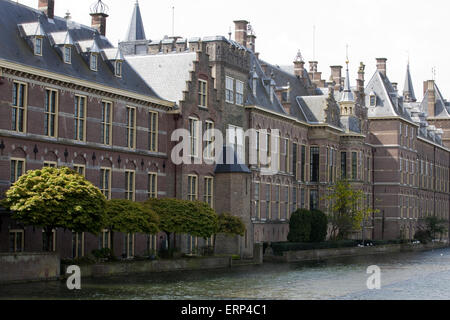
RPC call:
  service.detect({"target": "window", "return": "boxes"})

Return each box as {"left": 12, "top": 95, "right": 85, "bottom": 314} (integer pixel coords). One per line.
{"left": 126, "top": 106, "right": 136, "bottom": 149}
{"left": 43, "top": 161, "right": 57, "bottom": 168}
{"left": 204, "top": 177, "right": 214, "bottom": 208}
{"left": 10, "top": 159, "right": 25, "bottom": 183}
{"left": 341, "top": 152, "right": 347, "bottom": 179}
{"left": 74, "top": 165, "right": 85, "bottom": 177}
{"left": 100, "top": 168, "right": 111, "bottom": 199}
{"left": 300, "top": 188, "right": 305, "bottom": 209}
{"left": 301, "top": 145, "right": 306, "bottom": 182}
{"left": 352, "top": 152, "right": 357, "bottom": 180}
{"left": 236, "top": 80, "right": 244, "bottom": 106}
{"left": 34, "top": 37, "right": 43, "bottom": 56}
{"left": 99, "top": 230, "right": 111, "bottom": 249}
{"left": 45, "top": 89, "right": 58, "bottom": 137}
{"left": 12, "top": 82, "right": 27, "bottom": 133}
{"left": 101, "top": 101, "right": 112, "bottom": 145}
{"left": 64, "top": 46, "right": 71, "bottom": 64}
{"left": 147, "top": 234, "right": 157, "bottom": 253}
{"left": 74, "top": 95, "right": 86, "bottom": 141}
{"left": 90, "top": 53, "right": 98, "bottom": 71}
{"left": 72, "top": 232, "right": 84, "bottom": 259}
{"left": 149, "top": 111, "right": 158, "bottom": 152}
{"left": 274, "top": 184, "right": 280, "bottom": 220}
{"left": 225, "top": 76, "right": 234, "bottom": 103}
{"left": 42, "top": 229, "right": 56, "bottom": 252}
{"left": 281, "top": 138, "right": 289, "bottom": 172}
{"left": 228, "top": 125, "right": 245, "bottom": 164}
{"left": 198, "top": 80, "right": 208, "bottom": 108}
{"left": 125, "top": 170, "right": 135, "bottom": 201}
{"left": 123, "top": 233, "right": 135, "bottom": 258}
{"left": 265, "top": 184, "right": 271, "bottom": 220}
{"left": 9, "top": 230, "right": 24, "bottom": 253}
{"left": 189, "top": 118, "right": 200, "bottom": 157}
{"left": 148, "top": 173, "right": 158, "bottom": 199}
{"left": 310, "top": 147, "right": 320, "bottom": 183}
{"left": 115, "top": 60, "right": 123, "bottom": 77}
{"left": 284, "top": 186, "right": 289, "bottom": 220}
{"left": 292, "top": 186, "right": 298, "bottom": 214}
{"left": 292, "top": 143, "right": 298, "bottom": 179}
{"left": 369, "top": 94, "right": 376, "bottom": 107}
{"left": 204, "top": 121, "right": 215, "bottom": 160}
{"left": 310, "top": 190, "right": 318, "bottom": 210}
{"left": 330, "top": 148, "right": 335, "bottom": 183}
{"left": 187, "top": 235, "right": 198, "bottom": 254}
{"left": 254, "top": 182, "right": 260, "bottom": 219}
{"left": 188, "top": 175, "right": 198, "bottom": 201}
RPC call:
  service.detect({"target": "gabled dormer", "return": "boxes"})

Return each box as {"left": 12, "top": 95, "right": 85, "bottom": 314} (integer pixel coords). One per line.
{"left": 102, "top": 47, "right": 124, "bottom": 78}
{"left": 18, "top": 20, "right": 46, "bottom": 56}
{"left": 76, "top": 37, "right": 101, "bottom": 72}
{"left": 49, "top": 31, "right": 74, "bottom": 64}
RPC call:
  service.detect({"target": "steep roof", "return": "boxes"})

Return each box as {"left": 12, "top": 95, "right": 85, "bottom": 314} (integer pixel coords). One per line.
{"left": 125, "top": 1, "right": 146, "bottom": 42}
{"left": 126, "top": 52, "right": 197, "bottom": 104}
{"left": 420, "top": 82, "right": 450, "bottom": 118}
{"left": 0, "top": 0, "right": 161, "bottom": 100}
{"left": 403, "top": 63, "right": 416, "bottom": 102}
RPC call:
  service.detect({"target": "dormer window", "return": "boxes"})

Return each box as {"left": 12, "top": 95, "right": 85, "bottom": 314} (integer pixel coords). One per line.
{"left": 90, "top": 53, "right": 98, "bottom": 71}
{"left": 369, "top": 94, "right": 376, "bottom": 107}
{"left": 64, "top": 46, "right": 71, "bottom": 64}
{"left": 34, "top": 37, "right": 43, "bottom": 56}
{"left": 115, "top": 60, "right": 123, "bottom": 78}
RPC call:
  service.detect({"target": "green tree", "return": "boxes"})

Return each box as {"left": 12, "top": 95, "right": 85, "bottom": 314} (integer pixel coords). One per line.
{"left": 310, "top": 210, "right": 328, "bottom": 243}
{"left": 213, "top": 213, "right": 246, "bottom": 252}
{"left": 104, "top": 199, "right": 159, "bottom": 256}
{"left": 3, "top": 167, "right": 106, "bottom": 251}
{"left": 325, "top": 180, "right": 376, "bottom": 240}
{"left": 420, "top": 216, "right": 448, "bottom": 241}
{"left": 287, "top": 209, "right": 312, "bottom": 243}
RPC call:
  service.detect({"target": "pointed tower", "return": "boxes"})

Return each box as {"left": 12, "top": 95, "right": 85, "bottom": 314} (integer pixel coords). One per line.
{"left": 125, "top": 0, "right": 147, "bottom": 42}
{"left": 340, "top": 60, "right": 355, "bottom": 116}
{"left": 403, "top": 62, "right": 417, "bottom": 102}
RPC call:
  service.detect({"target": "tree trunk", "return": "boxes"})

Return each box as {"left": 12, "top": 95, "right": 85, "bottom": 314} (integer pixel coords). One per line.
{"left": 110, "top": 230, "right": 115, "bottom": 258}
{"left": 166, "top": 232, "right": 171, "bottom": 250}
{"left": 213, "top": 234, "right": 217, "bottom": 255}
{"left": 44, "top": 227, "right": 53, "bottom": 252}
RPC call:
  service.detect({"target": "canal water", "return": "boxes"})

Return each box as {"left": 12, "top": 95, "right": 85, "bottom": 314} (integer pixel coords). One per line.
{"left": 1, "top": 247, "right": 450, "bottom": 300}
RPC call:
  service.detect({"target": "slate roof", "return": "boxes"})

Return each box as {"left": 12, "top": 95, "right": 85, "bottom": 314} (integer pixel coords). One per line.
{"left": 214, "top": 146, "right": 251, "bottom": 174}
{"left": 125, "top": 1, "right": 146, "bottom": 42}
{"left": 403, "top": 63, "right": 416, "bottom": 102}
{"left": 0, "top": 0, "right": 162, "bottom": 100}
{"left": 420, "top": 82, "right": 450, "bottom": 118}
{"left": 126, "top": 52, "right": 197, "bottom": 104}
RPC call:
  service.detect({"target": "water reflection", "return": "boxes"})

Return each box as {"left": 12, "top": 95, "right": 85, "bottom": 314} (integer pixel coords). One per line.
{"left": 1, "top": 248, "right": 450, "bottom": 300}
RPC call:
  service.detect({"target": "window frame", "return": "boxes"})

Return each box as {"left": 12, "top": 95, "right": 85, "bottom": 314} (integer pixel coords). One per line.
{"left": 187, "top": 175, "right": 198, "bottom": 201}
{"left": 115, "top": 60, "right": 123, "bottom": 78}
{"left": 9, "top": 229, "right": 24, "bottom": 253}
{"left": 34, "top": 36, "right": 43, "bottom": 56}
{"left": 74, "top": 95, "right": 87, "bottom": 142}
{"left": 148, "top": 172, "right": 158, "bottom": 199}
{"left": 90, "top": 53, "right": 98, "bottom": 71}
{"left": 236, "top": 80, "right": 244, "bottom": 106}
{"left": 101, "top": 101, "right": 113, "bottom": 146}
{"left": 198, "top": 79, "right": 208, "bottom": 108}
{"left": 188, "top": 117, "right": 200, "bottom": 158}
{"left": 125, "top": 170, "right": 136, "bottom": 201}
{"left": 149, "top": 111, "right": 158, "bottom": 152}
{"left": 73, "top": 164, "right": 86, "bottom": 177}
{"left": 10, "top": 158, "right": 26, "bottom": 184}
{"left": 64, "top": 45, "right": 72, "bottom": 64}
{"left": 126, "top": 106, "right": 137, "bottom": 149}
{"left": 12, "top": 81, "right": 28, "bottom": 133}
{"left": 100, "top": 167, "right": 112, "bottom": 200}
{"left": 225, "top": 76, "right": 234, "bottom": 104}
{"left": 44, "top": 88, "right": 59, "bottom": 138}
{"left": 204, "top": 176, "right": 214, "bottom": 208}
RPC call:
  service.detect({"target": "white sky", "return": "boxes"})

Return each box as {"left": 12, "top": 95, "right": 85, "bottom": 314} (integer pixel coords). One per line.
{"left": 18, "top": 0, "right": 450, "bottom": 100}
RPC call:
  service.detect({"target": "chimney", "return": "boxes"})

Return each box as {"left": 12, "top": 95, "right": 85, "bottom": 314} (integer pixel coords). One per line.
{"left": 38, "top": 0, "right": 55, "bottom": 19}
{"left": 246, "top": 23, "right": 256, "bottom": 52}
{"left": 294, "top": 60, "right": 305, "bottom": 78}
{"left": 426, "top": 80, "right": 436, "bottom": 117}
{"left": 234, "top": 20, "right": 249, "bottom": 47}
{"left": 309, "top": 61, "right": 318, "bottom": 73}
{"left": 376, "top": 58, "right": 387, "bottom": 77}
{"left": 357, "top": 62, "right": 365, "bottom": 92}
{"left": 90, "top": 1, "right": 109, "bottom": 36}
{"left": 330, "top": 66, "right": 343, "bottom": 91}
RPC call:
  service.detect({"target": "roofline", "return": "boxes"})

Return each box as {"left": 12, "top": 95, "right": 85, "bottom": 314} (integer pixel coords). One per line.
{"left": 368, "top": 116, "right": 420, "bottom": 128}
{"left": 417, "top": 136, "right": 449, "bottom": 152}
{"left": 0, "top": 59, "right": 175, "bottom": 108}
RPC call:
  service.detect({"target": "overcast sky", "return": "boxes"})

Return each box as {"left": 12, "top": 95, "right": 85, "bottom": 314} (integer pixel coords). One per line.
{"left": 18, "top": 0, "right": 450, "bottom": 100}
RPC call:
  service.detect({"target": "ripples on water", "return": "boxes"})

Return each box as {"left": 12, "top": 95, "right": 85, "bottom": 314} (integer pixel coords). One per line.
{"left": 1, "top": 248, "right": 450, "bottom": 300}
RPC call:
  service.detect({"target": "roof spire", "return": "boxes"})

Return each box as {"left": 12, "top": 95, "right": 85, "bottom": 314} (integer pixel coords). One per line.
{"left": 403, "top": 61, "right": 417, "bottom": 102}
{"left": 125, "top": 0, "right": 147, "bottom": 41}
{"left": 341, "top": 45, "right": 354, "bottom": 102}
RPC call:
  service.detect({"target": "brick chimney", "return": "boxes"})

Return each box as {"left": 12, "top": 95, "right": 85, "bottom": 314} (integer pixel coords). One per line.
{"left": 357, "top": 62, "right": 365, "bottom": 92}
{"left": 247, "top": 34, "right": 256, "bottom": 52}
{"left": 38, "top": 0, "right": 55, "bottom": 19}
{"left": 330, "top": 66, "right": 342, "bottom": 91}
{"left": 234, "top": 20, "right": 249, "bottom": 47}
{"left": 91, "top": 13, "right": 109, "bottom": 36}
{"left": 425, "top": 80, "right": 436, "bottom": 117}
{"left": 376, "top": 58, "right": 387, "bottom": 77}
{"left": 294, "top": 60, "right": 305, "bottom": 78}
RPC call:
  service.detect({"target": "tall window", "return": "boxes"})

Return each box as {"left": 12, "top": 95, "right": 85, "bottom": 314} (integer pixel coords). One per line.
{"left": 330, "top": 148, "right": 335, "bottom": 183}
{"left": 90, "top": 53, "right": 98, "bottom": 71}
{"left": 123, "top": 233, "right": 135, "bottom": 258}
{"left": 301, "top": 146, "right": 306, "bottom": 182}
{"left": 227, "top": 125, "right": 245, "bottom": 163}
{"left": 34, "top": 37, "right": 43, "bottom": 56}
{"left": 225, "top": 76, "right": 234, "bottom": 103}
{"left": 310, "top": 147, "right": 320, "bottom": 183}
{"left": 149, "top": 111, "right": 158, "bottom": 152}
{"left": 292, "top": 143, "right": 298, "bottom": 179}
{"left": 204, "top": 177, "right": 214, "bottom": 208}
{"left": 284, "top": 186, "right": 289, "bottom": 220}
{"left": 148, "top": 173, "right": 158, "bottom": 199}
{"left": 352, "top": 152, "right": 358, "bottom": 180}
{"left": 74, "top": 95, "right": 86, "bottom": 141}
{"left": 64, "top": 46, "right": 71, "bottom": 64}
{"left": 236, "top": 80, "right": 244, "bottom": 106}
{"left": 188, "top": 175, "right": 198, "bottom": 201}
{"left": 254, "top": 182, "right": 260, "bottom": 219}
{"left": 12, "top": 82, "right": 27, "bottom": 133}
{"left": 9, "top": 230, "right": 24, "bottom": 253}
{"left": 42, "top": 229, "right": 56, "bottom": 252}
{"left": 300, "top": 188, "right": 305, "bottom": 208}
{"left": 45, "top": 89, "right": 58, "bottom": 137}
{"left": 125, "top": 170, "right": 135, "bottom": 201}
{"left": 274, "top": 184, "right": 280, "bottom": 220}
{"left": 101, "top": 101, "right": 112, "bottom": 145}
{"left": 281, "top": 138, "right": 289, "bottom": 172}
{"left": 265, "top": 184, "right": 271, "bottom": 220}
{"left": 198, "top": 80, "right": 208, "bottom": 108}
{"left": 100, "top": 168, "right": 111, "bottom": 199}
{"left": 115, "top": 60, "right": 122, "bottom": 77}
{"left": 341, "top": 152, "right": 347, "bottom": 180}
{"left": 73, "top": 165, "right": 85, "bottom": 177}
{"left": 99, "top": 229, "right": 111, "bottom": 249}
{"left": 310, "top": 190, "right": 318, "bottom": 210}
{"left": 204, "top": 121, "right": 215, "bottom": 160}
{"left": 10, "top": 159, "right": 25, "bottom": 183}
{"left": 126, "top": 107, "right": 136, "bottom": 149}
{"left": 189, "top": 118, "right": 200, "bottom": 157}
{"left": 292, "top": 186, "right": 297, "bottom": 214}
{"left": 72, "top": 232, "right": 84, "bottom": 259}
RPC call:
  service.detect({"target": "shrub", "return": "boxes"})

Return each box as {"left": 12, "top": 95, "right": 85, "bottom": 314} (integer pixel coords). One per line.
{"left": 414, "top": 230, "right": 432, "bottom": 244}
{"left": 310, "top": 210, "right": 328, "bottom": 243}
{"left": 271, "top": 240, "right": 359, "bottom": 255}
{"left": 287, "top": 209, "right": 312, "bottom": 243}
{"left": 92, "top": 248, "right": 112, "bottom": 261}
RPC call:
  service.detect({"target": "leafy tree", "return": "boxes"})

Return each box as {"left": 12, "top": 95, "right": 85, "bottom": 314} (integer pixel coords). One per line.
{"left": 104, "top": 199, "right": 159, "bottom": 256}
{"left": 415, "top": 216, "right": 448, "bottom": 243}
{"left": 287, "top": 209, "right": 312, "bottom": 243}
{"left": 310, "top": 210, "right": 328, "bottom": 243}
{"left": 213, "top": 213, "right": 246, "bottom": 252}
{"left": 3, "top": 167, "right": 106, "bottom": 251}
{"left": 325, "top": 180, "right": 377, "bottom": 240}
